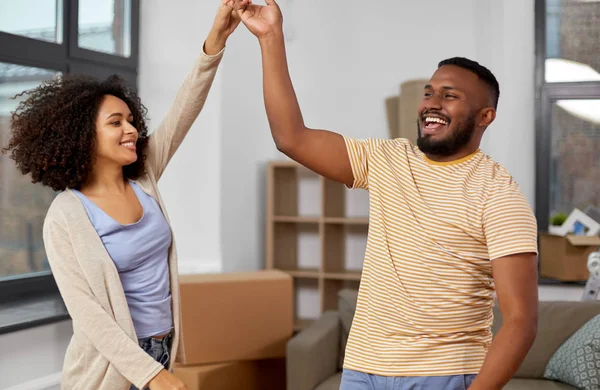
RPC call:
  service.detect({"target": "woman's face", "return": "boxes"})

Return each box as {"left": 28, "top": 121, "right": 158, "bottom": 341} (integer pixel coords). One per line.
{"left": 94, "top": 95, "right": 138, "bottom": 168}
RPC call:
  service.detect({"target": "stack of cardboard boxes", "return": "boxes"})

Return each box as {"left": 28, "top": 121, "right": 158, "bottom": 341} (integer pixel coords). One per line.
{"left": 174, "top": 270, "right": 293, "bottom": 389}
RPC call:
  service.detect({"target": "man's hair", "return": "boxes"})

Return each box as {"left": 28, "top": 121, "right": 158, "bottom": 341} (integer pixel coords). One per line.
{"left": 438, "top": 57, "right": 500, "bottom": 109}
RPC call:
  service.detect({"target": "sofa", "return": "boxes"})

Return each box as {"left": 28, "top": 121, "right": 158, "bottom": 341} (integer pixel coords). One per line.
{"left": 286, "top": 289, "right": 600, "bottom": 390}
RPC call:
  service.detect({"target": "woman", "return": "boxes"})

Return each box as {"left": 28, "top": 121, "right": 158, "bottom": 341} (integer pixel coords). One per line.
{"left": 2, "top": 1, "right": 248, "bottom": 389}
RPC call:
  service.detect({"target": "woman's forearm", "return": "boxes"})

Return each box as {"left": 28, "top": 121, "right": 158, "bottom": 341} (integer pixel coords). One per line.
{"left": 205, "top": 28, "right": 227, "bottom": 55}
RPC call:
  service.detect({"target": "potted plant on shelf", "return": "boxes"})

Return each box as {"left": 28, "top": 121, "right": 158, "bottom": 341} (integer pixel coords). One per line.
{"left": 549, "top": 212, "right": 568, "bottom": 235}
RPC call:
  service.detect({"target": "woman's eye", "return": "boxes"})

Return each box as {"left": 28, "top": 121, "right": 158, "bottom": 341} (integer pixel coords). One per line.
{"left": 112, "top": 121, "right": 121, "bottom": 126}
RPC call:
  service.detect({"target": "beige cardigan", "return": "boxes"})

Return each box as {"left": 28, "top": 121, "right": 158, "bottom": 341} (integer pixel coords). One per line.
{"left": 43, "top": 48, "right": 224, "bottom": 390}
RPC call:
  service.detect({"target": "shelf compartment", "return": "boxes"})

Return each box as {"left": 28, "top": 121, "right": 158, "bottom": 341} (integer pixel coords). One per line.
{"left": 322, "top": 223, "right": 368, "bottom": 273}
{"left": 294, "top": 277, "right": 320, "bottom": 329}
{"left": 322, "top": 279, "right": 360, "bottom": 312}
{"left": 271, "top": 221, "right": 321, "bottom": 271}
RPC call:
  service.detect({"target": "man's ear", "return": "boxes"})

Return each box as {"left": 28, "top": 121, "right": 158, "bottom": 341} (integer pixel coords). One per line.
{"left": 479, "top": 107, "right": 496, "bottom": 127}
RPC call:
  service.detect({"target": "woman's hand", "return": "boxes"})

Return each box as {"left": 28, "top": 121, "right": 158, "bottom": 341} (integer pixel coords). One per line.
{"left": 147, "top": 369, "right": 188, "bottom": 390}
{"left": 205, "top": 0, "right": 251, "bottom": 55}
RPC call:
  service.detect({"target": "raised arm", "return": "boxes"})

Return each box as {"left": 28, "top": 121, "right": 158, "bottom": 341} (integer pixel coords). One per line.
{"left": 239, "top": 0, "right": 354, "bottom": 187}
{"left": 146, "top": 0, "right": 247, "bottom": 180}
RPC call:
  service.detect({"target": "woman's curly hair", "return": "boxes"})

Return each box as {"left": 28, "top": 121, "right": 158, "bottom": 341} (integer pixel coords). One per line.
{"left": 2, "top": 74, "right": 149, "bottom": 191}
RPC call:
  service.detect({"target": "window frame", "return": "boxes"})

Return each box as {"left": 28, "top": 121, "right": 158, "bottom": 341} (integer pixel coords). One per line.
{"left": 68, "top": 0, "right": 140, "bottom": 69}
{"left": 0, "top": 0, "right": 140, "bottom": 334}
{"left": 534, "top": 0, "right": 600, "bottom": 233}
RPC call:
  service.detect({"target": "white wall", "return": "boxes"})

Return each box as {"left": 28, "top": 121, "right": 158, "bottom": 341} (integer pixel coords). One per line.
{"left": 476, "top": 0, "right": 536, "bottom": 207}
{"left": 138, "top": 0, "right": 224, "bottom": 274}
{"left": 220, "top": 30, "right": 274, "bottom": 272}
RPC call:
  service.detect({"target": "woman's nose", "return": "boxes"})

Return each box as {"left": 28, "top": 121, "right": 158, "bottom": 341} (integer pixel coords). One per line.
{"left": 124, "top": 121, "right": 138, "bottom": 134}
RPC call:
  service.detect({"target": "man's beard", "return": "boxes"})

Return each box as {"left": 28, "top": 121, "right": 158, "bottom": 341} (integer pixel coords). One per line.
{"left": 416, "top": 113, "right": 477, "bottom": 156}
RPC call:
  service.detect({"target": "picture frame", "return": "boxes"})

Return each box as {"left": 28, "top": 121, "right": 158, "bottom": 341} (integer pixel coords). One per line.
{"left": 552, "top": 208, "right": 600, "bottom": 237}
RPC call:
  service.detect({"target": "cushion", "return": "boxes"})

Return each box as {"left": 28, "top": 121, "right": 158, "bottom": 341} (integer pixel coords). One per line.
{"left": 503, "top": 378, "right": 578, "bottom": 390}
{"left": 544, "top": 315, "right": 600, "bottom": 389}
{"left": 492, "top": 300, "right": 600, "bottom": 379}
{"left": 314, "top": 372, "right": 342, "bottom": 390}
{"left": 337, "top": 289, "right": 358, "bottom": 368}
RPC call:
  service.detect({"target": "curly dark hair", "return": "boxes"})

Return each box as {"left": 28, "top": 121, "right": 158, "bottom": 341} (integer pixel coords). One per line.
{"left": 2, "top": 74, "right": 149, "bottom": 191}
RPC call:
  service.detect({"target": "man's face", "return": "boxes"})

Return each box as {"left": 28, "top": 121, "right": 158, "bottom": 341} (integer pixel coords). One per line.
{"left": 416, "top": 65, "right": 491, "bottom": 156}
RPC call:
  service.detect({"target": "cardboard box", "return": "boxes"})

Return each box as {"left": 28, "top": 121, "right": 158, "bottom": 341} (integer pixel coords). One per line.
{"left": 398, "top": 79, "right": 428, "bottom": 144}
{"left": 540, "top": 233, "right": 600, "bottom": 281}
{"left": 178, "top": 270, "right": 293, "bottom": 365}
{"left": 174, "top": 358, "right": 286, "bottom": 390}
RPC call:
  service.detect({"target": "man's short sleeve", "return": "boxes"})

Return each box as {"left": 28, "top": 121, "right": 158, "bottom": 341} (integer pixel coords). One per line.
{"left": 483, "top": 176, "right": 539, "bottom": 260}
{"left": 343, "top": 136, "right": 385, "bottom": 190}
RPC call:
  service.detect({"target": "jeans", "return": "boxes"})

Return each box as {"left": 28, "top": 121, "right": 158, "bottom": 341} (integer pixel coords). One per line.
{"left": 340, "top": 368, "right": 477, "bottom": 390}
{"left": 130, "top": 332, "right": 172, "bottom": 390}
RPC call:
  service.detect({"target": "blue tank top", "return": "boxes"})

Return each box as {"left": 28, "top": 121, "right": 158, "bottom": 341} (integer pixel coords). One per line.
{"left": 73, "top": 181, "right": 173, "bottom": 338}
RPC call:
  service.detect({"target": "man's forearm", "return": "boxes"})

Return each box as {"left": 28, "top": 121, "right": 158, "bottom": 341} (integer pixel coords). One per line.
{"left": 469, "top": 319, "right": 536, "bottom": 390}
{"left": 258, "top": 32, "right": 305, "bottom": 151}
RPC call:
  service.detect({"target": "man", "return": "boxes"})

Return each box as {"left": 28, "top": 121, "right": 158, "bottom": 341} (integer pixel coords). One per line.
{"left": 238, "top": 1, "right": 539, "bottom": 389}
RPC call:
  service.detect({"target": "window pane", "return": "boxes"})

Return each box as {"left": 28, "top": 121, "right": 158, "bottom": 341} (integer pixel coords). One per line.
{"left": 0, "top": 0, "right": 63, "bottom": 43}
{"left": 545, "top": 0, "right": 600, "bottom": 82}
{"left": 78, "top": 0, "right": 131, "bottom": 57}
{"left": 0, "top": 63, "right": 58, "bottom": 281}
{"left": 549, "top": 99, "right": 600, "bottom": 225}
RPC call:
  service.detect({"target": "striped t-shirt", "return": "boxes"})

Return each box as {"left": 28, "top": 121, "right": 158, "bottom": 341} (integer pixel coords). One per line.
{"left": 343, "top": 137, "right": 538, "bottom": 377}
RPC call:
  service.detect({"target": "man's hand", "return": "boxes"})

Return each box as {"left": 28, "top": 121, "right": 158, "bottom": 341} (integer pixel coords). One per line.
{"left": 237, "top": 0, "right": 283, "bottom": 40}
{"left": 148, "top": 369, "right": 188, "bottom": 390}
{"left": 205, "top": 0, "right": 250, "bottom": 55}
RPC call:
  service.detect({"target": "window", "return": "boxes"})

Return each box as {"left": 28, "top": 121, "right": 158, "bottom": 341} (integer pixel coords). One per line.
{"left": 69, "top": 0, "right": 138, "bottom": 68}
{"left": 0, "top": 0, "right": 63, "bottom": 43}
{"left": 0, "top": 64, "right": 59, "bottom": 280}
{"left": 78, "top": 0, "right": 132, "bottom": 57}
{"left": 0, "top": 0, "right": 140, "bottom": 334}
{"left": 535, "top": 0, "right": 600, "bottom": 232}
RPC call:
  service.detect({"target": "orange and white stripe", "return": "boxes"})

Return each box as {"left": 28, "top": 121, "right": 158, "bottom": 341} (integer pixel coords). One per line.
{"left": 342, "top": 137, "right": 538, "bottom": 376}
